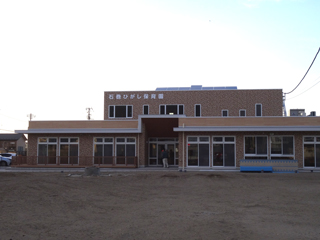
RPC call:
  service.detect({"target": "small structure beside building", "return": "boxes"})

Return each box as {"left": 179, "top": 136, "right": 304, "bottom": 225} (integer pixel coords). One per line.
{"left": 0, "top": 133, "right": 27, "bottom": 155}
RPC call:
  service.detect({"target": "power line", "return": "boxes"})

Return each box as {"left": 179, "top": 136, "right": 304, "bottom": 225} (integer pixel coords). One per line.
{"left": 286, "top": 75, "right": 320, "bottom": 101}
{"left": 284, "top": 47, "right": 320, "bottom": 95}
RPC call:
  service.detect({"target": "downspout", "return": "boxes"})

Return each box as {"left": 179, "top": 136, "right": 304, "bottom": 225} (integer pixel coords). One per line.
{"left": 182, "top": 123, "right": 185, "bottom": 172}
{"left": 137, "top": 134, "right": 140, "bottom": 168}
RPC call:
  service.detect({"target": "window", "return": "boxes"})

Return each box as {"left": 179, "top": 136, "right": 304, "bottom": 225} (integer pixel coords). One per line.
{"left": 195, "top": 104, "right": 201, "bottom": 117}
{"left": 159, "top": 104, "right": 184, "bottom": 115}
{"left": 109, "top": 105, "right": 133, "bottom": 118}
{"left": 143, "top": 105, "right": 149, "bottom": 115}
{"left": 116, "top": 137, "right": 136, "bottom": 165}
{"left": 271, "top": 136, "right": 294, "bottom": 159}
{"left": 222, "top": 110, "right": 228, "bottom": 117}
{"left": 94, "top": 138, "right": 114, "bottom": 165}
{"left": 239, "top": 109, "right": 246, "bottom": 117}
{"left": 245, "top": 136, "right": 268, "bottom": 159}
{"left": 303, "top": 136, "right": 320, "bottom": 167}
{"left": 59, "top": 138, "right": 79, "bottom": 164}
{"left": 187, "top": 136, "right": 209, "bottom": 167}
{"left": 38, "top": 138, "right": 57, "bottom": 164}
{"left": 255, "top": 104, "right": 262, "bottom": 116}
{"left": 213, "top": 136, "right": 235, "bottom": 167}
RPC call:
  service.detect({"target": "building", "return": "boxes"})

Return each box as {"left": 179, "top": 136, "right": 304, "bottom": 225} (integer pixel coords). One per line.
{"left": 0, "top": 133, "right": 27, "bottom": 155}
{"left": 15, "top": 86, "right": 320, "bottom": 170}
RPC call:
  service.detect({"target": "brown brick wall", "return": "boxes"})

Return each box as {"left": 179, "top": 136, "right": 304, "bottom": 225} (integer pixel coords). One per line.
{"left": 27, "top": 131, "right": 320, "bottom": 168}
{"left": 177, "top": 131, "right": 320, "bottom": 168}
{"left": 104, "top": 89, "right": 283, "bottom": 119}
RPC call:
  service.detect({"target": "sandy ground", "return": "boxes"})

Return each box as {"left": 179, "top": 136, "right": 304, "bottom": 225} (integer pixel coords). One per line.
{"left": 1, "top": 170, "right": 320, "bottom": 240}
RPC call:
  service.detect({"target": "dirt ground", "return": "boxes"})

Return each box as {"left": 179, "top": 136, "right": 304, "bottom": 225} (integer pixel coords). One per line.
{"left": 1, "top": 170, "right": 320, "bottom": 240}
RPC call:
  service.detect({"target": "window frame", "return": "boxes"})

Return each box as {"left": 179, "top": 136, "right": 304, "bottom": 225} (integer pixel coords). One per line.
{"left": 270, "top": 135, "right": 294, "bottom": 159}
{"left": 108, "top": 105, "right": 133, "bottom": 118}
{"left": 159, "top": 104, "right": 184, "bottom": 115}
{"left": 239, "top": 109, "right": 246, "bottom": 117}
{"left": 244, "top": 136, "right": 268, "bottom": 159}
{"left": 222, "top": 110, "right": 229, "bottom": 117}
{"left": 303, "top": 136, "right": 320, "bottom": 168}
{"left": 143, "top": 105, "right": 149, "bottom": 115}
{"left": 59, "top": 137, "right": 79, "bottom": 165}
{"left": 187, "top": 136, "right": 210, "bottom": 167}
{"left": 195, "top": 104, "right": 201, "bottom": 117}
{"left": 255, "top": 103, "right": 262, "bottom": 117}
{"left": 115, "top": 137, "right": 136, "bottom": 165}
{"left": 212, "top": 136, "right": 236, "bottom": 167}
{"left": 93, "top": 137, "right": 114, "bottom": 165}
{"left": 37, "top": 137, "right": 58, "bottom": 164}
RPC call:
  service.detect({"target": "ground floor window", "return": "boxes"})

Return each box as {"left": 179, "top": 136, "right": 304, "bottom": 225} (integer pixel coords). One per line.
{"left": 38, "top": 137, "right": 57, "bottom": 164}
{"left": 271, "top": 136, "right": 294, "bottom": 159}
{"left": 93, "top": 138, "right": 113, "bottom": 164}
{"left": 244, "top": 136, "right": 268, "bottom": 159}
{"left": 304, "top": 136, "right": 320, "bottom": 167}
{"left": 116, "top": 137, "right": 136, "bottom": 165}
{"left": 213, "top": 136, "right": 235, "bottom": 167}
{"left": 187, "top": 136, "right": 210, "bottom": 167}
{"left": 59, "top": 138, "right": 79, "bottom": 164}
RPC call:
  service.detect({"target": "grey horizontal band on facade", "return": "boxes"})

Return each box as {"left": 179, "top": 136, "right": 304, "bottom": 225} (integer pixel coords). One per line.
{"left": 173, "top": 126, "right": 320, "bottom": 132}
{"left": 15, "top": 128, "right": 141, "bottom": 134}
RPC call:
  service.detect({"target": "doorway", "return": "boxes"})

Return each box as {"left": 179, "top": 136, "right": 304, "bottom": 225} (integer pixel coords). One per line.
{"left": 148, "top": 138, "right": 178, "bottom": 166}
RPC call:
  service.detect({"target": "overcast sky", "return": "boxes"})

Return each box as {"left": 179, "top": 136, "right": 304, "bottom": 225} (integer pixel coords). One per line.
{"left": 0, "top": 0, "right": 319, "bottom": 133}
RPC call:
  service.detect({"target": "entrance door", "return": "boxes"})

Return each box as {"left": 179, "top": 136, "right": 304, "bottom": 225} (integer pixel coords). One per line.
{"left": 149, "top": 140, "right": 178, "bottom": 166}
{"left": 158, "top": 144, "right": 175, "bottom": 166}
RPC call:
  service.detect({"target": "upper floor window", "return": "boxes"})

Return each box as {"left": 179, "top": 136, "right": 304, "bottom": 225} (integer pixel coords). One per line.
{"left": 143, "top": 105, "right": 149, "bottom": 115}
{"left": 255, "top": 104, "right": 262, "bottom": 116}
{"left": 195, "top": 104, "right": 201, "bottom": 117}
{"left": 239, "top": 109, "right": 246, "bottom": 117}
{"left": 109, "top": 105, "right": 133, "bottom": 118}
{"left": 222, "top": 110, "right": 228, "bottom": 117}
{"left": 160, "top": 104, "right": 184, "bottom": 115}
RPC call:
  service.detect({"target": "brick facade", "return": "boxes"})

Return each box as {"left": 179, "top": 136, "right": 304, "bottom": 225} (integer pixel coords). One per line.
{"left": 16, "top": 87, "right": 320, "bottom": 169}
{"left": 104, "top": 89, "right": 283, "bottom": 119}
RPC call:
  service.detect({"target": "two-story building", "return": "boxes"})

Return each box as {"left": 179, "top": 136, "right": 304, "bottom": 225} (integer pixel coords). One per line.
{"left": 15, "top": 85, "right": 320, "bottom": 170}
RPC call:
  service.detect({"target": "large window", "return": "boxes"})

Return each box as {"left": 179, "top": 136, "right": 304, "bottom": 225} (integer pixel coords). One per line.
{"left": 116, "top": 137, "right": 136, "bottom": 165}
{"left": 94, "top": 138, "right": 114, "bottom": 164}
{"left": 271, "top": 136, "right": 294, "bottom": 159}
{"left": 109, "top": 105, "right": 133, "bottom": 118}
{"left": 304, "top": 136, "right": 320, "bottom": 167}
{"left": 38, "top": 138, "right": 57, "bottom": 164}
{"left": 187, "top": 136, "right": 209, "bottom": 167}
{"left": 213, "top": 136, "right": 235, "bottom": 167}
{"left": 59, "top": 138, "right": 79, "bottom": 164}
{"left": 245, "top": 136, "right": 268, "bottom": 159}
{"left": 160, "top": 104, "right": 184, "bottom": 115}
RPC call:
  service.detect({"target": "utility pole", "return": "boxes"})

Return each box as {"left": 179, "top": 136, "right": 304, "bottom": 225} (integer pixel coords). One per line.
{"left": 86, "top": 108, "right": 93, "bottom": 120}
{"left": 27, "top": 113, "right": 36, "bottom": 121}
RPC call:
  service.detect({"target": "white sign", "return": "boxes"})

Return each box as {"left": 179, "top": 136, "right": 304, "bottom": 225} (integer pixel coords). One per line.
{"left": 109, "top": 93, "right": 163, "bottom": 100}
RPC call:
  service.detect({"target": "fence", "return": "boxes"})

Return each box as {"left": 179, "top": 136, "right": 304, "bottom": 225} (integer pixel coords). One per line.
{"left": 12, "top": 156, "right": 138, "bottom": 168}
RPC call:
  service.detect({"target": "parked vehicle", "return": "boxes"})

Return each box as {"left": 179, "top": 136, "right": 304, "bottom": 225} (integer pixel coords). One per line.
{"left": 0, "top": 156, "right": 11, "bottom": 166}
{"left": 0, "top": 153, "right": 16, "bottom": 160}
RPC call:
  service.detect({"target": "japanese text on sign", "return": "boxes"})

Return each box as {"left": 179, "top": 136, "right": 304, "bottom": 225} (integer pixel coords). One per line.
{"left": 108, "top": 93, "right": 164, "bottom": 100}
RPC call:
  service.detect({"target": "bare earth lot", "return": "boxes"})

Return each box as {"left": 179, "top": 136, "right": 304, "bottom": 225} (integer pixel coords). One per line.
{"left": 1, "top": 170, "right": 320, "bottom": 240}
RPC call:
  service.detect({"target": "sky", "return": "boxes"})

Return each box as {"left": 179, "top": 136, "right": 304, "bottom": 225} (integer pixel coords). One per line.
{"left": 0, "top": 0, "right": 319, "bottom": 133}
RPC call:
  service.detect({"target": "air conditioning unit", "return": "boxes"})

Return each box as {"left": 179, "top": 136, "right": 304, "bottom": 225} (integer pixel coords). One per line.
{"left": 290, "top": 109, "right": 306, "bottom": 117}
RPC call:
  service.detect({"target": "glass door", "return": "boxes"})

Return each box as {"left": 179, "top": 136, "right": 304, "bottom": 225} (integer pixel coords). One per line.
{"left": 149, "top": 139, "right": 178, "bottom": 166}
